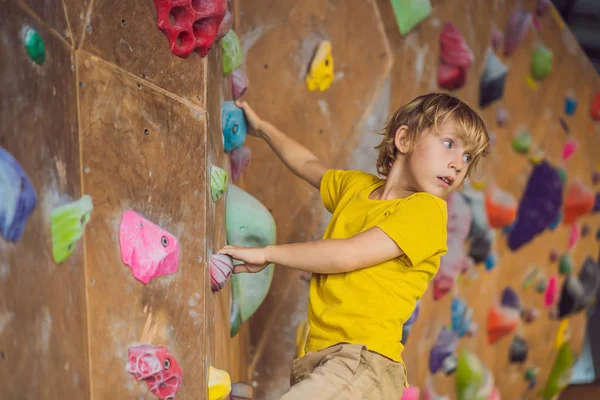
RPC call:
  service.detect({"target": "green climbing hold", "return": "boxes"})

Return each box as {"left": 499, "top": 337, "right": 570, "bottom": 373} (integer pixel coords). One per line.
{"left": 391, "top": 0, "right": 432, "bottom": 36}
{"left": 525, "top": 367, "right": 538, "bottom": 381}
{"left": 51, "top": 195, "right": 93, "bottom": 263}
{"left": 230, "top": 300, "right": 242, "bottom": 337}
{"left": 456, "top": 349, "right": 492, "bottom": 400}
{"left": 512, "top": 130, "right": 532, "bottom": 154}
{"left": 23, "top": 27, "right": 45, "bottom": 65}
{"left": 210, "top": 165, "right": 228, "bottom": 202}
{"left": 222, "top": 30, "right": 243, "bottom": 75}
{"left": 536, "top": 278, "right": 547, "bottom": 293}
{"left": 559, "top": 254, "right": 573, "bottom": 275}
{"left": 531, "top": 44, "right": 553, "bottom": 81}
{"left": 226, "top": 184, "right": 276, "bottom": 335}
{"left": 557, "top": 167, "right": 568, "bottom": 184}
{"left": 541, "top": 342, "right": 574, "bottom": 399}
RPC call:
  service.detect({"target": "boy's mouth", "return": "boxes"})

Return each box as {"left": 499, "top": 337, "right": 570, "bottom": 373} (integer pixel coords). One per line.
{"left": 438, "top": 176, "right": 454, "bottom": 187}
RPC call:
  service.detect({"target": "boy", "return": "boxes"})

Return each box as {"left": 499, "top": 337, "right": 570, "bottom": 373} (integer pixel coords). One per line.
{"left": 218, "top": 93, "right": 489, "bottom": 399}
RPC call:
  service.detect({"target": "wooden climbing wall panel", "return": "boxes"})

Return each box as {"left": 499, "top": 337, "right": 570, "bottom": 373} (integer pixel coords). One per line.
{"left": 237, "top": 0, "right": 600, "bottom": 399}
{"left": 0, "top": 0, "right": 249, "bottom": 399}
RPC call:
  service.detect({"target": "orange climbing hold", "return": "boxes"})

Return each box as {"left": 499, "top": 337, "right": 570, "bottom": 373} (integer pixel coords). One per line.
{"left": 485, "top": 184, "right": 517, "bottom": 228}
{"left": 487, "top": 304, "right": 520, "bottom": 344}
{"left": 563, "top": 181, "right": 595, "bottom": 225}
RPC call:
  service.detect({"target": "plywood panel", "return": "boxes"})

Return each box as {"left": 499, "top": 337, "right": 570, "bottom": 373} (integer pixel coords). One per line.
{"left": 63, "top": 0, "right": 93, "bottom": 48}
{"left": 20, "top": 0, "right": 70, "bottom": 41}
{"left": 78, "top": 50, "right": 210, "bottom": 399}
{"left": 0, "top": 1, "right": 89, "bottom": 398}
{"left": 82, "top": 0, "right": 205, "bottom": 106}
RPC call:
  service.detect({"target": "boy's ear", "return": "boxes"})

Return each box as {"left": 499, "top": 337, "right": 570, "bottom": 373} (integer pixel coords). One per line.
{"left": 394, "top": 125, "right": 410, "bottom": 154}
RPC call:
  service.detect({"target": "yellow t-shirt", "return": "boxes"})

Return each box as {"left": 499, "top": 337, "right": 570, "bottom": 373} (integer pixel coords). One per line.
{"left": 304, "top": 169, "right": 448, "bottom": 367}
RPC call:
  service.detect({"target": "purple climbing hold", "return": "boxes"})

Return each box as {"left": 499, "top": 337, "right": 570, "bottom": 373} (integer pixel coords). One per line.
{"left": 508, "top": 161, "right": 563, "bottom": 251}
{"left": 581, "top": 223, "right": 591, "bottom": 237}
{"left": 594, "top": 192, "right": 600, "bottom": 213}
{"left": 429, "top": 327, "right": 458, "bottom": 374}
{"left": 501, "top": 287, "right": 521, "bottom": 310}
{"left": 0, "top": 147, "right": 37, "bottom": 242}
{"left": 549, "top": 249, "right": 558, "bottom": 263}
{"left": 402, "top": 300, "right": 421, "bottom": 344}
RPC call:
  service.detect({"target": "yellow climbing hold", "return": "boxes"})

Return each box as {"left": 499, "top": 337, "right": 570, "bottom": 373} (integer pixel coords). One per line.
{"left": 528, "top": 148, "right": 545, "bottom": 165}
{"left": 296, "top": 319, "right": 309, "bottom": 358}
{"left": 470, "top": 179, "right": 487, "bottom": 190}
{"left": 555, "top": 319, "right": 571, "bottom": 349}
{"left": 306, "top": 41, "right": 334, "bottom": 92}
{"left": 525, "top": 76, "right": 538, "bottom": 90}
{"left": 208, "top": 366, "right": 232, "bottom": 400}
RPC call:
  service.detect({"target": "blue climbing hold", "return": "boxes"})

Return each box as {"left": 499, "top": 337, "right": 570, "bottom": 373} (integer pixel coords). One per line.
{"left": 565, "top": 96, "right": 577, "bottom": 116}
{"left": 548, "top": 210, "right": 562, "bottom": 231}
{"left": 221, "top": 101, "right": 247, "bottom": 153}
{"left": 485, "top": 253, "right": 498, "bottom": 271}
{"left": 0, "top": 147, "right": 37, "bottom": 242}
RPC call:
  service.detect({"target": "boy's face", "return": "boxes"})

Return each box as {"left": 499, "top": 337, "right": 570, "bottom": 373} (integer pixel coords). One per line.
{"left": 399, "top": 120, "right": 473, "bottom": 198}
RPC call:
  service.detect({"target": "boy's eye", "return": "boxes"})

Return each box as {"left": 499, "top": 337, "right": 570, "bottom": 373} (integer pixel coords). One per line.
{"left": 463, "top": 154, "right": 472, "bottom": 163}
{"left": 443, "top": 139, "right": 452, "bottom": 148}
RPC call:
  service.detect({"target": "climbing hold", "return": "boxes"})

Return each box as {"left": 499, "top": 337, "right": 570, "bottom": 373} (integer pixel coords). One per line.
{"left": 0, "top": 147, "right": 37, "bottom": 242}
{"left": 461, "top": 183, "right": 495, "bottom": 265}
{"left": 456, "top": 349, "right": 494, "bottom": 400}
{"left": 525, "top": 75, "right": 539, "bottom": 90}
{"left": 451, "top": 297, "right": 474, "bottom": 338}
{"left": 536, "top": 277, "right": 548, "bottom": 293}
{"left": 590, "top": 92, "right": 600, "bottom": 121}
{"left": 119, "top": 210, "right": 180, "bottom": 284}
{"left": 209, "top": 254, "right": 233, "bottom": 292}
{"left": 558, "top": 256, "right": 600, "bottom": 318}
{"left": 230, "top": 382, "right": 254, "bottom": 400}
{"left": 153, "top": 0, "right": 227, "bottom": 58}
{"left": 484, "top": 184, "right": 517, "bottom": 228}
{"left": 305, "top": 40, "right": 334, "bottom": 92}
{"left": 208, "top": 366, "right": 231, "bottom": 400}
{"left": 390, "top": 0, "right": 432, "bottom": 36}
{"left": 525, "top": 367, "right": 538, "bottom": 390}
{"left": 441, "top": 355, "right": 458, "bottom": 375}
{"left": 511, "top": 129, "right": 532, "bottom": 154}
{"left": 508, "top": 161, "right": 563, "bottom": 251}
{"left": 521, "top": 307, "right": 540, "bottom": 323}
{"left": 561, "top": 140, "right": 578, "bottom": 161}
{"left": 437, "top": 23, "right": 473, "bottom": 91}
{"left": 229, "top": 299, "right": 242, "bottom": 337}
{"left": 509, "top": 335, "right": 528, "bottom": 363}
{"left": 429, "top": 327, "right": 458, "bottom": 374}
{"left": 565, "top": 96, "right": 577, "bottom": 115}
{"left": 487, "top": 303, "right": 520, "bottom": 344}
{"left": 581, "top": 223, "right": 591, "bottom": 237}
{"left": 559, "top": 254, "right": 573, "bottom": 275}
{"left": 402, "top": 300, "right": 421, "bottom": 344}
{"left": 210, "top": 165, "right": 228, "bottom": 202}
{"left": 231, "top": 68, "right": 249, "bottom": 100}
{"left": 295, "top": 319, "right": 309, "bottom": 358}
{"left": 496, "top": 107, "right": 508, "bottom": 127}
{"left": 536, "top": 0, "right": 551, "bottom": 16}
{"left": 563, "top": 181, "right": 595, "bottom": 225}
{"left": 504, "top": 8, "right": 532, "bottom": 57}
{"left": 222, "top": 30, "right": 243, "bottom": 74}
{"left": 522, "top": 265, "right": 540, "bottom": 289}
{"left": 50, "top": 195, "right": 93, "bottom": 263}
{"left": 484, "top": 252, "right": 498, "bottom": 271}
{"left": 528, "top": 146, "right": 545, "bottom": 165}
{"left": 479, "top": 51, "right": 508, "bottom": 108}
{"left": 531, "top": 44, "right": 553, "bottom": 81}
{"left": 22, "top": 26, "right": 46, "bottom": 64}
{"left": 501, "top": 287, "right": 521, "bottom": 310}
{"left": 226, "top": 184, "right": 276, "bottom": 330}
{"left": 568, "top": 224, "right": 580, "bottom": 250}
{"left": 557, "top": 319, "right": 570, "bottom": 349}
{"left": 222, "top": 101, "right": 248, "bottom": 152}
{"left": 216, "top": 0, "right": 233, "bottom": 41}
{"left": 230, "top": 146, "right": 251, "bottom": 181}
{"left": 491, "top": 27, "right": 503, "bottom": 51}
{"left": 401, "top": 386, "right": 420, "bottom": 400}
{"left": 126, "top": 344, "right": 182, "bottom": 399}
{"left": 545, "top": 275, "right": 558, "bottom": 307}
{"left": 559, "top": 117, "right": 569, "bottom": 134}
{"left": 550, "top": 249, "right": 558, "bottom": 263}
{"left": 542, "top": 342, "right": 575, "bottom": 399}
{"left": 593, "top": 171, "right": 600, "bottom": 185}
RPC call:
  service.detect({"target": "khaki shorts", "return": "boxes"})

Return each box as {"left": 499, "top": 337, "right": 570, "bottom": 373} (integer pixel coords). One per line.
{"left": 281, "top": 343, "right": 406, "bottom": 400}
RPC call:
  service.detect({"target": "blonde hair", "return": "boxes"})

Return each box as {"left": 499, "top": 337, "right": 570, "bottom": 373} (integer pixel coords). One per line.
{"left": 375, "top": 93, "right": 489, "bottom": 177}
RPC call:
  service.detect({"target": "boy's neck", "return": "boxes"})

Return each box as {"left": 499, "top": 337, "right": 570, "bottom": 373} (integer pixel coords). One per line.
{"left": 371, "top": 162, "right": 419, "bottom": 200}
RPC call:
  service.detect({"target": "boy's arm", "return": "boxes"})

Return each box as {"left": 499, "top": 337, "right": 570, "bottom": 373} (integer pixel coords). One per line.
{"left": 221, "top": 227, "right": 404, "bottom": 274}
{"left": 237, "top": 101, "right": 327, "bottom": 189}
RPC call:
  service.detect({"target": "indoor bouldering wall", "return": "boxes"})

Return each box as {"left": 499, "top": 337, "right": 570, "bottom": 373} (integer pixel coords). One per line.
{"left": 235, "top": 0, "right": 600, "bottom": 399}
{"left": 0, "top": 0, "right": 254, "bottom": 399}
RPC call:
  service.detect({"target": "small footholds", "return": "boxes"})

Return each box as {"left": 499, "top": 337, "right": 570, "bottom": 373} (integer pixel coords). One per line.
{"left": 230, "top": 382, "right": 254, "bottom": 399}
{"left": 51, "top": 195, "right": 93, "bottom": 263}
{"left": 210, "top": 165, "right": 228, "bottom": 202}
{"left": 209, "top": 254, "right": 233, "bottom": 292}
{"left": 565, "top": 96, "right": 577, "bottom": 116}
{"left": 127, "top": 344, "right": 182, "bottom": 399}
{"left": 22, "top": 27, "right": 46, "bottom": 65}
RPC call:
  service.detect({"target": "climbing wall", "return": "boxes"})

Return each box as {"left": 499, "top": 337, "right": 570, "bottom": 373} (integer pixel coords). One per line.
{"left": 0, "top": 0, "right": 252, "bottom": 398}
{"left": 235, "top": 0, "right": 600, "bottom": 399}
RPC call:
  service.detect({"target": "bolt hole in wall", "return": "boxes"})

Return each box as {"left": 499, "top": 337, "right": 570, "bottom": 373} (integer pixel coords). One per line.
{"left": 144, "top": 128, "right": 149, "bottom": 136}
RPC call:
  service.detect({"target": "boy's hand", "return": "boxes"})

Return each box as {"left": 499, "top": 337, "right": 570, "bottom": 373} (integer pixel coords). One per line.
{"left": 235, "top": 100, "right": 264, "bottom": 138}
{"left": 218, "top": 245, "right": 270, "bottom": 274}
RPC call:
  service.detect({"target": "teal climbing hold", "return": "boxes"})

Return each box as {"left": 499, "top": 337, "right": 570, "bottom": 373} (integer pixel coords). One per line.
{"left": 51, "top": 195, "right": 93, "bottom": 263}
{"left": 559, "top": 254, "right": 573, "bottom": 275}
{"left": 222, "top": 30, "right": 243, "bottom": 74}
{"left": 210, "top": 165, "right": 228, "bottom": 202}
{"left": 531, "top": 44, "right": 553, "bottom": 81}
{"left": 230, "top": 299, "right": 242, "bottom": 337}
{"left": 226, "top": 184, "right": 276, "bottom": 335}
{"left": 23, "top": 27, "right": 45, "bottom": 65}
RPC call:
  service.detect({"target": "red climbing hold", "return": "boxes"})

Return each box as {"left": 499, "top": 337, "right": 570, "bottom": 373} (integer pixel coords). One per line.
{"left": 127, "top": 344, "right": 183, "bottom": 399}
{"left": 591, "top": 92, "right": 600, "bottom": 121}
{"left": 437, "top": 22, "right": 473, "bottom": 90}
{"left": 153, "top": 0, "right": 227, "bottom": 58}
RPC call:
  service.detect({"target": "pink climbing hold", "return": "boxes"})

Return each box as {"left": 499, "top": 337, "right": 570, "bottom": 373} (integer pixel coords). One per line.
{"left": 491, "top": 27, "right": 503, "bottom": 51}
{"left": 504, "top": 9, "right": 532, "bottom": 57}
{"left": 209, "top": 254, "right": 234, "bottom": 292}
{"left": 127, "top": 344, "right": 183, "bottom": 399}
{"left": 119, "top": 210, "right": 180, "bottom": 284}
{"left": 230, "top": 145, "right": 251, "bottom": 181}
{"left": 561, "top": 140, "right": 578, "bottom": 161}
{"left": 545, "top": 275, "right": 557, "bottom": 307}
{"left": 401, "top": 386, "right": 420, "bottom": 400}
{"left": 232, "top": 68, "right": 249, "bottom": 100}
{"left": 438, "top": 22, "right": 474, "bottom": 90}
{"left": 216, "top": 0, "right": 233, "bottom": 41}
{"left": 536, "top": 0, "right": 551, "bottom": 16}
{"left": 568, "top": 223, "right": 580, "bottom": 250}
